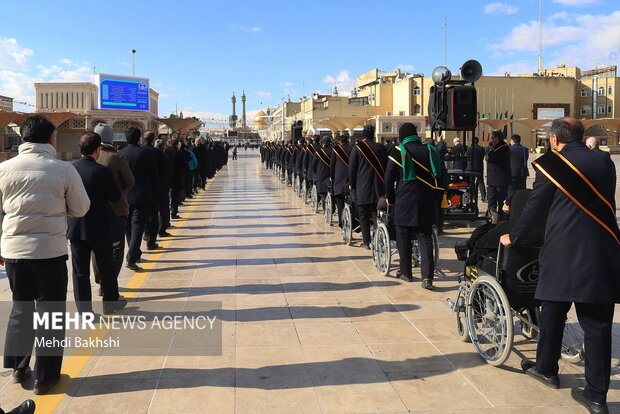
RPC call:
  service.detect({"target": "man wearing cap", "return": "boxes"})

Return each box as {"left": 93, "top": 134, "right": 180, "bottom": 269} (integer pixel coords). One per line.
{"left": 486, "top": 130, "right": 511, "bottom": 220}
{"left": 93, "top": 123, "right": 134, "bottom": 287}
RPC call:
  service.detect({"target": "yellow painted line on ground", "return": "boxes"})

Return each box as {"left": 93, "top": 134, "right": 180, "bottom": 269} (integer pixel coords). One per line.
{"left": 33, "top": 181, "right": 210, "bottom": 414}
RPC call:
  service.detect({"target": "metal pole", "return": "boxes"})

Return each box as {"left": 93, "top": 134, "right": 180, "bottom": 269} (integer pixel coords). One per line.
{"left": 131, "top": 50, "right": 136, "bottom": 77}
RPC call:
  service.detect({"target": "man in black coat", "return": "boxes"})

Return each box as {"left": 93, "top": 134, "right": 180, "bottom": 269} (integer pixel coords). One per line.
{"left": 330, "top": 133, "right": 352, "bottom": 227}
{"left": 312, "top": 136, "right": 333, "bottom": 205}
{"left": 348, "top": 125, "right": 387, "bottom": 249}
{"left": 385, "top": 123, "right": 444, "bottom": 289}
{"left": 155, "top": 139, "right": 172, "bottom": 237}
{"left": 485, "top": 130, "right": 511, "bottom": 219}
{"left": 166, "top": 138, "right": 186, "bottom": 219}
{"left": 68, "top": 132, "right": 125, "bottom": 313}
{"left": 586, "top": 136, "right": 611, "bottom": 158}
{"left": 508, "top": 134, "right": 529, "bottom": 203}
{"left": 436, "top": 135, "right": 448, "bottom": 161}
{"left": 193, "top": 137, "right": 209, "bottom": 189}
{"left": 142, "top": 131, "right": 164, "bottom": 250}
{"left": 502, "top": 118, "right": 620, "bottom": 413}
{"left": 466, "top": 136, "right": 486, "bottom": 201}
{"left": 119, "top": 127, "right": 158, "bottom": 271}
{"left": 451, "top": 137, "right": 466, "bottom": 170}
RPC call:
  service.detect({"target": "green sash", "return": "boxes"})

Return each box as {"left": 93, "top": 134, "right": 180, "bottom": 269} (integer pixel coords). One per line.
{"left": 398, "top": 136, "right": 442, "bottom": 183}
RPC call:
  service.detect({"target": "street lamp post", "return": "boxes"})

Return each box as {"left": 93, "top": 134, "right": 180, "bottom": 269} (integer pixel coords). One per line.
{"left": 131, "top": 49, "right": 136, "bottom": 77}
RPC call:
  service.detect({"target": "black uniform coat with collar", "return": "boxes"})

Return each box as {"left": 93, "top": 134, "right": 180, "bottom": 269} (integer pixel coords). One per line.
{"left": 330, "top": 142, "right": 352, "bottom": 196}
{"left": 348, "top": 139, "right": 388, "bottom": 205}
{"left": 509, "top": 140, "right": 620, "bottom": 303}
{"left": 312, "top": 145, "right": 333, "bottom": 194}
{"left": 486, "top": 140, "right": 512, "bottom": 187}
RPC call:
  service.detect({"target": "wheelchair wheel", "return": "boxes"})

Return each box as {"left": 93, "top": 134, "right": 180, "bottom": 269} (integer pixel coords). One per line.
{"left": 519, "top": 308, "right": 538, "bottom": 340}
{"left": 301, "top": 180, "right": 308, "bottom": 203}
{"left": 432, "top": 225, "right": 440, "bottom": 266}
{"left": 310, "top": 185, "right": 319, "bottom": 213}
{"left": 412, "top": 240, "right": 421, "bottom": 268}
{"left": 372, "top": 222, "right": 391, "bottom": 275}
{"left": 466, "top": 275, "right": 513, "bottom": 366}
{"left": 342, "top": 204, "right": 353, "bottom": 245}
{"left": 455, "top": 292, "right": 471, "bottom": 342}
{"left": 561, "top": 314, "right": 585, "bottom": 364}
{"left": 324, "top": 192, "right": 334, "bottom": 225}
{"left": 294, "top": 176, "right": 300, "bottom": 195}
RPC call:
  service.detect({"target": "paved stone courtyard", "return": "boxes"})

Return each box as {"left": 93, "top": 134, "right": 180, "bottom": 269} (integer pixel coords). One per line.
{"left": 1, "top": 150, "right": 619, "bottom": 413}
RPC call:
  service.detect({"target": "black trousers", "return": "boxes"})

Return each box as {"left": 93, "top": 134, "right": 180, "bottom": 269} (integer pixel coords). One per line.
{"left": 536, "top": 301, "right": 614, "bottom": 404}
{"left": 170, "top": 186, "right": 182, "bottom": 216}
{"left": 357, "top": 203, "right": 376, "bottom": 245}
{"left": 159, "top": 192, "right": 171, "bottom": 233}
{"left": 93, "top": 215, "right": 126, "bottom": 285}
{"left": 71, "top": 240, "right": 119, "bottom": 311}
{"left": 126, "top": 203, "right": 147, "bottom": 264}
{"left": 474, "top": 172, "right": 486, "bottom": 200}
{"left": 144, "top": 199, "right": 160, "bottom": 247}
{"left": 4, "top": 256, "right": 68, "bottom": 383}
{"left": 487, "top": 185, "right": 508, "bottom": 214}
{"left": 396, "top": 224, "right": 434, "bottom": 280}
{"left": 335, "top": 194, "right": 345, "bottom": 228}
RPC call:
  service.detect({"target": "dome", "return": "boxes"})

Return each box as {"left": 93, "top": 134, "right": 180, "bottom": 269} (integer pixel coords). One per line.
{"left": 254, "top": 110, "right": 266, "bottom": 122}
{"left": 254, "top": 109, "right": 268, "bottom": 130}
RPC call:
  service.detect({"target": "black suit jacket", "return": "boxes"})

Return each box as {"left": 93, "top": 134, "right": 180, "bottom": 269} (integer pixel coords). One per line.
{"left": 68, "top": 157, "right": 120, "bottom": 242}
{"left": 348, "top": 139, "right": 388, "bottom": 205}
{"left": 486, "top": 141, "right": 512, "bottom": 187}
{"left": 466, "top": 144, "right": 485, "bottom": 172}
{"left": 313, "top": 145, "right": 333, "bottom": 193}
{"left": 451, "top": 143, "right": 466, "bottom": 170}
{"left": 142, "top": 144, "right": 165, "bottom": 196}
{"left": 510, "top": 141, "right": 620, "bottom": 303}
{"left": 119, "top": 144, "right": 158, "bottom": 206}
{"left": 330, "top": 142, "right": 352, "bottom": 196}
{"left": 510, "top": 143, "right": 529, "bottom": 178}
{"left": 385, "top": 143, "right": 445, "bottom": 228}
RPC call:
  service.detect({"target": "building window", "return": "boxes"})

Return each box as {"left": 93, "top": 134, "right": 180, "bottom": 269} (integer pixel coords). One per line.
{"left": 413, "top": 86, "right": 421, "bottom": 96}
{"left": 609, "top": 86, "right": 613, "bottom": 95}
{"left": 581, "top": 88, "right": 591, "bottom": 97}
{"left": 608, "top": 103, "right": 613, "bottom": 114}
{"left": 598, "top": 104, "right": 605, "bottom": 114}
{"left": 414, "top": 104, "right": 421, "bottom": 114}
{"left": 598, "top": 86, "right": 605, "bottom": 96}
{"left": 581, "top": 105, "right": 591, "bottom": 115}
{"left": 45, "top": 93, "right": 48, "bottom": 109}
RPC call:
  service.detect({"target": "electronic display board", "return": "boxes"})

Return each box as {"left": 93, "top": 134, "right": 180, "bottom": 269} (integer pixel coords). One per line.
{"left": 95, "top": 74, "right": 150, "bottom": 111}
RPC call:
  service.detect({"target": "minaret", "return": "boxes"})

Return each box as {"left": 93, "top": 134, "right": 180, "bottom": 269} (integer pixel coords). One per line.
{"left": 241, "top": 90, "right": 247, "bottom": 128}
{"left": 229, "top": 92, "right": 238, "bottom": 128}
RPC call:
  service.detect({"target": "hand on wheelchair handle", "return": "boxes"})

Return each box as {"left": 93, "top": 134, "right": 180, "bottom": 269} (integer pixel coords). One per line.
{"left": 500, "top": 234, "right": 512, "bottom": 247}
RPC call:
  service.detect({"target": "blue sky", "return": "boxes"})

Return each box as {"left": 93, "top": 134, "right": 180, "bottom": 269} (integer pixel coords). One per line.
{"left": 0, "top": 0, "right": 618, "bottom": 125}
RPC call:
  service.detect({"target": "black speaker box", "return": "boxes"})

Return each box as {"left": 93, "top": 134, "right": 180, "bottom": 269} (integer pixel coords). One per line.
{"left": 429, "top": 85, "right": 477, "bottom": 131}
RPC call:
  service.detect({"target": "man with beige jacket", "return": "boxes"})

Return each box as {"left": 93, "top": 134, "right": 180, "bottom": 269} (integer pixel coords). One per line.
{"left": 0, "top": 115, "right": 90, "bottom": 395}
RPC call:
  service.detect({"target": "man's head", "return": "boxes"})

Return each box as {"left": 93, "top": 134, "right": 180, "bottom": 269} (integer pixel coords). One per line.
{"left": 453, "top": 137, "right": 460, "bottom": 146}
{"left": 472, "top": 136, "right": 479, "bottom": 144}
{"left": 398, "top": 122, "right": 418, "bottom": 142}
{"left": 549, "top": 117, "right": 584, "bottom": 151}
{"left": 313, "top": 135, "right": 321, "bottom": 144}
{"left": 79, "top": 131, "right": 102, "bottom": 159}
{"left": 321, "top": 136, "right": 331, "bottom": 147}
{"left": 585, "top": 136, "right": 599, "bottom": 150}
{"left": 155, "top": 139, "right": 166, "bottom": 151}
{"left": 168, "top": 138, "right": 178, "bottom": 148}
{"left": 362, "top": 125, "right": 375, "bottom": 141}
{"left": 491, "top": 130, "right": 505, "bottom": 145}
{"left": 510, "top": 134, "right": 521, "bottom": 144}
{"left": 144, "top": 130, "right": 157, "bottom": 146}
{"left": 21, "top": 115, "right": 55, "bottom": 144}
{"left": 94, "top": 123, "right": 114, "bottom": 144}
{"left": 126, "top": 127, "right": 142, "bottom": 145}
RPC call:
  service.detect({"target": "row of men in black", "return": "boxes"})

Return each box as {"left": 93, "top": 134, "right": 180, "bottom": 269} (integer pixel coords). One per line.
{"left": 261, "top": 123, "right": 444, "bottom": 289}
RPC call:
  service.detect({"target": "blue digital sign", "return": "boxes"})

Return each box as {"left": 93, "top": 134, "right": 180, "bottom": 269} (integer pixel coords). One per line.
{"left": 97, "top": 74, "right": 150, "bottom": 111}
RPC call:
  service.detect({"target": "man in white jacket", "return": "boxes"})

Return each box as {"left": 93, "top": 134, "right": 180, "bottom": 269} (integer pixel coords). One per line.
{"left": 0, "top": 115, "right": 90, "bottom": 395}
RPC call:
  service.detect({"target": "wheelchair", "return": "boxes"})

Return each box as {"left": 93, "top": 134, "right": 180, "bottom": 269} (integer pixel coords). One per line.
{"left": 310, "top": 184, "right": 320, "bottom": 213}
{"left": 323, "top": 190, "right": 338, "bottom": 226}
{"left": 293, "top": 173, "right": 301, "bottom": 195}
{"left": 341, "top": 192, "right": 361, "bottom": 245}
{"left": 371, "top": 204, "right": 439, "bottom": 276}
{"left": 449, "top": 241, "right": 584, "bottom": 366}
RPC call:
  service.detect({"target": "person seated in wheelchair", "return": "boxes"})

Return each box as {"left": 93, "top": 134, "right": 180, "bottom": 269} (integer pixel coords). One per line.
{"left": 330, "top": 132, "right": 352, "bottom": 228}
{"left": 455, "top": 189, "right": 545, "bottom": 273}
{"left": 385, "top": 123, "right": 445, "bottom": 289}
{"left": 312, "top": 136, "right": 333, "bottom": 208}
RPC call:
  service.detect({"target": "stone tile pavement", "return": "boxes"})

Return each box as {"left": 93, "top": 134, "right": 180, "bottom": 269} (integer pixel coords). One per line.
{"left": 0, "top": 150, "right": 619, "bottom": 413}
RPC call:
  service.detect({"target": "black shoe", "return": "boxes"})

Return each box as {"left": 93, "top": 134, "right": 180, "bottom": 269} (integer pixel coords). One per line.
{"left": 520, "top": 359, "right": 559, "bottom": 389}
{"left": 12, "top": 367, "right": 31, "bottom": 384}
{"left": 33, "top": 378, "right": 60, "bottom": 395}
{"left": 158, "top": 231, "right": 171, "bottom": 237}
{"left": 6, "top": 399, "right": 36, "bottom": 414}
{"left": 147, "top": 243, "right": 159, "bottom": 250}
{"left": 421, "top": 279, "right": 434, "bottom": 290}
{"left": 360, "top": 243, "right": 371, "bottom": 250}
{"left": 125, "top": 262, "right": 140, "bottom": 271}
{"left": 103, "top": 298, "right": 127, "bottom": 314}
{"left": 396, "top": 270, "right": 413, "bottom": 282}
{"left": 571, "top": 387, "right": 609, "bottom": 414}
{"left": 171, "top": 214, "right": 179, "bottom": 219}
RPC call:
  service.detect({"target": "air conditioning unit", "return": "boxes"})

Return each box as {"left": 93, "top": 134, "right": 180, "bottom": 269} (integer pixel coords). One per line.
{"left": 386, "top": 111, "right": 393, "bottom": 116}
{"left": 398, "top": 111, "right": 406, "bottom": 116}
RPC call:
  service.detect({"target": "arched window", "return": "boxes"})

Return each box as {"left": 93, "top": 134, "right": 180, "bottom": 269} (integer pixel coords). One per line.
{"left": 581, "top": 105, "right": 591, "bottom": 115}
{"left": 608, "top": 86, "right": 613, "bottom": 95}
{"left": 413, "top": 86, "right": 421, "bottom": 96}
{"left": 598, "top": 86, "right": 605, "bottom": 96}
{"left": 581, "top": 88, "right": 591, "bottom": 97}
{"left": 608, "top": 103, "right": 613, "bottom": 114}
{"left": 597, "top": 104, "right": 605, "bottom": 114}
{"left": 414, "top": 104, "right": 421, "bottom": 114}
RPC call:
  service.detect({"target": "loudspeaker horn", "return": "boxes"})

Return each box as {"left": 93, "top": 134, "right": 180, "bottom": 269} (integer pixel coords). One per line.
{"left": 460, "top": 60, "right": 482, "bottom": 83}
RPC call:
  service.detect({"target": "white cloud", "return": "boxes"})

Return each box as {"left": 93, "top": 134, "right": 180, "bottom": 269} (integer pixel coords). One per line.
{"left": 323, "top": 70, "right": 355, "bottom": 96}
{"left": 491, "top": 10, "right": 620, "bottom": 69}
{"left": 59, "top": 58, "right": 73, "bottom": 65}
{"left": 159, "top": 93, "right": 170, "bottom": 99}
{"left": 0, "top": 70, "right": 40, "bottom": 101}
{"left": 397, "top": 64, "right": 414, "bottom": 71}
{"left": 256, "top": 91, "right": 271, "bottom": 98}
{"left": 281, "top": 81, "right": 293, "bottom": 87}
{"left": 230, "top": 24, "right": 261, "bottom": 33}
{"left": 552, "top": 0, "right": 597, "bottom": 6}
{"left": 492, "top": 60, "right": 538, "bottom": 75}
{"left": 0, "top": 38, "right": 34, "bottom": 71}
{"left": 484, "top": 2, "right": 519, "bottom": 15}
